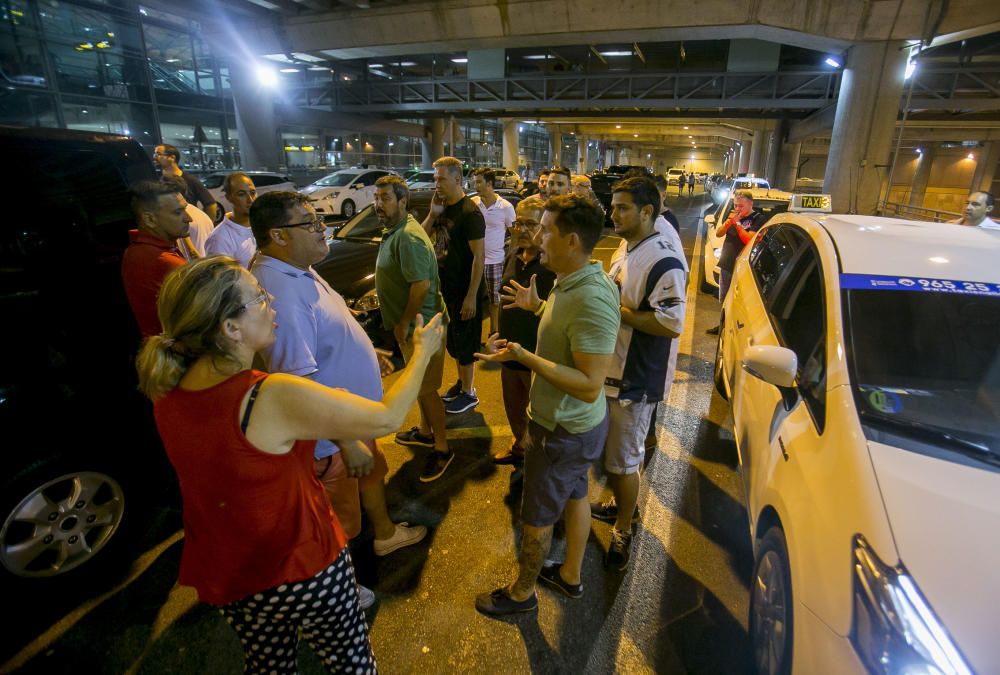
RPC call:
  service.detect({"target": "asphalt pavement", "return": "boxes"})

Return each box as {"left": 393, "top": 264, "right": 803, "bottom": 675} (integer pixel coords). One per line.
{"left": 0, "top": 189, "right": 754, "bottom": 675}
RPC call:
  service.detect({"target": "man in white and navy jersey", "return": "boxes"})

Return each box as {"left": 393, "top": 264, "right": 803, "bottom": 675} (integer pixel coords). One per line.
{"left": 593, "top": 175, "right": 687, "bottom": 571}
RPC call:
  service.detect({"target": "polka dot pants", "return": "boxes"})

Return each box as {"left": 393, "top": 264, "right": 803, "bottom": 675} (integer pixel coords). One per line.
{"left": 219, "top": 547, "right": 376, "bottom": 674}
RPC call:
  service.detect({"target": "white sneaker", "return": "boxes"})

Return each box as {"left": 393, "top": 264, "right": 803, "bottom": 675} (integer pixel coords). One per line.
{"left": 373, "top": 522, "right": 428, "bottom": 556}
{"left": 357, "top": 584, "right": 376, "bottom": 610}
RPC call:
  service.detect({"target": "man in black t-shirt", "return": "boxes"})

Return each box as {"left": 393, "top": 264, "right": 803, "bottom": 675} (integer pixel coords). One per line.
{"left": 422, "top": 156, "right": 486, "bottom": 415}
{"left": 154, "top": 143, "right": 219, "bottom": 222}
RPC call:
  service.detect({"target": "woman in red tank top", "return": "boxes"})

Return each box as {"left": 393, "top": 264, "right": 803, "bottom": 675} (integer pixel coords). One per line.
{"left": 136, "top": 256, "right": 443, "bottom": 674}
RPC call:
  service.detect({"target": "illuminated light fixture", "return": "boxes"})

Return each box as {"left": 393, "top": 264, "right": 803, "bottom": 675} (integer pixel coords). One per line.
{"left": 600, "top": 51, "right": 632, "bottom": 56}
{"left": 915, "top": 148, "right": 923, "bottom": 154}
{"left": 81, "top": 109, "right": 88, "bottom": 114}
{"left": 967, "top": 153, "right": 975, "bottom": 160}
{"left": 689, "top": 135, "right": 693, "bottom": 138}
{"left": 166, "top": 58, "right": 179, "bottom": 63}
{"left": 615, "top": 124, "right": 622, "bottom": 129}
{"left": 690, "top": 154, "right": 695, "bottom": 159}
{"left": 301, "top": 146, "right": 315, "bottom": 152}
{"left": 96, "top": 40, "right": 110, "bottom": 49}
{"left": 354, "top": 138, "right": 360, "bottom": 141}
{"left": 524, "top": 55, "right": 553, "bottom": 60}
{"left": 280, "top": 68, "right": 300, "bottom": 73}
{"left": 683, "top": 126, "right": 689, "bottom": 129}
{"left": 107, "top": 32, "right": 114, "bottom": 37}
{"left": 736, "top": 141, "right": 741, "bottom": 146}
{"left": 284, "top": 145, "right": 301, "bottom": 152}
{"left": 825, "top": 56, "right": 841, "bottom": 68}
{"left": 75, "top": 42, "right": 94, "bottom": 51}
{"left": 308, "top": 66, "right": 329, "bottom": 71}
{"left": 905, "top": 61, "right": 917, "bottom": 79}
{"left": 388, "top": 142, "right": 394, "bottom": 147}
{"left": 518, "top": 126, "right": 523, "bottom": 132}
{"left": 368, "top": 63, "right": 383, "bottom": 68}
{"left": 633, "top": 133, "right": 639, "bottom": 138}
{"left": 451, "top": 57, "right": 468, "bottom": 63}
{"left": 255, "top": 65, "right": 278, "bottom": 88}
{"left": 929, "top": 256, "right": 949, "bottom": 264}
{"left": 399, "top": 61, "right": 417, "bottom": 66}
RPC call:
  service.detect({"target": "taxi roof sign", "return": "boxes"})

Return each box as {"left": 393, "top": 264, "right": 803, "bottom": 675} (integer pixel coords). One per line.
{"left": 790, "top": 193, "right": 833, "bottom": 213}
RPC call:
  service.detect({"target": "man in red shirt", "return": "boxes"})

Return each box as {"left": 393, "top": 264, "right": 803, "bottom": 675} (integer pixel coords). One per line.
{"left": 122, "top": 180, "right": 193, "bottom": 337}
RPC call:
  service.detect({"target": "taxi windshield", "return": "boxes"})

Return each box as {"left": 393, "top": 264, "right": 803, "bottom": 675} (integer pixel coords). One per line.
{"left": 845, "top": 286, "right": 1000, "bottom": 462}
{"left": 315, "top": 172, "right": 359, "bottom": 187}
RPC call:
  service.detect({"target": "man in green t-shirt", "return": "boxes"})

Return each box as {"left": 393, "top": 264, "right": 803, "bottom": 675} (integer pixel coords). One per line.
{"left": 474, "top": 193, "right": 620, "bottom": 615}
{"left": 374, "top": 176, "right": 452, "bottom": 483}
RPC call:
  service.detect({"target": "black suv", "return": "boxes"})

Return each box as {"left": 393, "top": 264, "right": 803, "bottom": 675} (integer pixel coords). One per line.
{"left": 0, "top": 126, "right": 169, "bottom": 583}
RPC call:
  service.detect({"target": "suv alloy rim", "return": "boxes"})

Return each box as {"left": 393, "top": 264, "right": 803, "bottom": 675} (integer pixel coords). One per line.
{"left": 0, "top": 472, "right": 125, "bottom": 577}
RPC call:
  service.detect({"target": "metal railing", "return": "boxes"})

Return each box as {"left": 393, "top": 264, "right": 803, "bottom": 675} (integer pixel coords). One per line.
{"left": 881, "top": 202, "right": 962, "bottom": 223}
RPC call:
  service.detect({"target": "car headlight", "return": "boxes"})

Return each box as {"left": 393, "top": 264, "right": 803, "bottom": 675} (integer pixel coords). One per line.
{"left": 851, "top": 535, "right": 972, "bottom": 675}
{"left": 353, "top": 288, "right": 380, "bottom": 312}
{"left": 713, "top": 247, "right": 722, "bottom": 259}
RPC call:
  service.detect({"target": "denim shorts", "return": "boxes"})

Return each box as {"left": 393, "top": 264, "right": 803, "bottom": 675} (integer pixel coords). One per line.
{"left": 521, "top": 411, "right": 609, "bottom": 527}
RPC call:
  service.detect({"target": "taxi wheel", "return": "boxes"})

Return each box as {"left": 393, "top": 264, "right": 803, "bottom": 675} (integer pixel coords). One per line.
{"left": 713, "top": 324, "right": 729, "bottom": 400}
{"left": 750, "top": 526, "right": 794, "bottom": 675}
{"left": 341, "top": 200, "right": 356, "bottom": 219}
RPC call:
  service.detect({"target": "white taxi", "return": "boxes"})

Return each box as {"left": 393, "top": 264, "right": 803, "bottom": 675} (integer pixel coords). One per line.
{"left": 715, "top": 197, "right": 1000, "bottom": 675}
{"left": 702, "top": 187, "right": 793, "bottom": 293}
{"left": 300, "top": 168, "right": 396, "bottom": 219}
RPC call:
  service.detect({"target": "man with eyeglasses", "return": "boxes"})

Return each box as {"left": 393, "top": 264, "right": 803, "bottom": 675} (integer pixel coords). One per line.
{"left": 153, "top": 143, "right": 219, "bottom": 223}
{"left": 250, "top": 192, "right": 427, "bottom": 608}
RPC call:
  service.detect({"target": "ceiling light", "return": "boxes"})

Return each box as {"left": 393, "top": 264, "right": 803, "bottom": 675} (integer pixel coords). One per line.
{"left": 905, "top": 61, "right": 917, "bottom": 79}
{"left": 915, "top": 148, "right": 923, "bottom": 154}
{"left": 292, "top": 52, "right": 324, "bottom": 63}
{"left": 399, "top": 61, "right": 417, "bottom": 66}
{"left": 451, "top": 57, "right": 468, "bottom": 63}
{"left": 600, "top": 51, "right": 632, "bottom": 57}
{"left": 308, "top": 66, "right": 329, "bottom": 71}
{"left": 967, "top": 153, "right": 975, "bottom": 160}
{"left": 255, "top": 65, "right": 278, "bottom": 88}
{"left": 524, "top": 55, "right": 553, "bottom": 60}
{"left": 683, "top": 126, "right": 688, "bottom": 129}
{"left": 615, "top": 124, "right": 621, "bottom": 129}
{"left": 280, "top": 68, "right": 300, "bottom": 73}
{"left": 825, "top": 56, "right": 841, "bottom": 68}
{"left": 688, "top": 135, "right": 692, "bottom": 138}
{"left": 368, "top": 63, "right": 384, "bottom": 68}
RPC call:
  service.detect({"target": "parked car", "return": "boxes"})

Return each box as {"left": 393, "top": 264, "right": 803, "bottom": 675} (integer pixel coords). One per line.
{"left": 407, "top": 170, "right": 436, "bottom": 190}
{"left": 301, "top": 168, "right": 397, "bottom": 219}
{"left": 312, "top": 188, "right": 522, "bottom": 346}
{"left": 0, "top": 126, "right": 172, "bottom": 584}
{"left": 493, "top": 168, "right": 522, "bottom": 190}
{"left": 715, "top": 199, "right": 999, "bottom": 675}
{"left": 666, "top": 168, "right": 686, "bottom": 186}
{"left": 202, "top": 171, "right": 296, "bottom": 215}
{"left": 604, "top": 164, "right": 651, "bottom": 177}
{"left": 712, "top": 175, "right": 771, "bottom": 204}
{"left": 701, "top": 187, "right": 794, "bottom": 293}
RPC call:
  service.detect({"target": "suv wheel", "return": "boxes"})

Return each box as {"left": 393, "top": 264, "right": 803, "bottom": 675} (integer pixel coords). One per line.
{"left": 1, "top": 463, "right": 126, "bottom": 578}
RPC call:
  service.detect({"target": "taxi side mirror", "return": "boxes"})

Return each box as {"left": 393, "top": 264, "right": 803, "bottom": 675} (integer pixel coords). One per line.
{"left": 742, "top": 345, "right": 797, "bottom": 388}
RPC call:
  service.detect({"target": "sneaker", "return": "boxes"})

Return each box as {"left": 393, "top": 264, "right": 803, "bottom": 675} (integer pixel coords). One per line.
{"left": 590, "top": 497, "right": 640, "bottom": 525}
{"left": 374, "top": 522, "right": 428, "bottom": 556}
{"left": 606, "top": 528, "right": 633, "bottom": 571}
{"left": 445, "top": 389, "right": 479, "bottom": 415}
{"left": 492, "top": 446, "right": 525, "bottom": 465}
{"left": 474, "top": 587, "right": 538, "bottom": 616}
{"left": 537, "top": 562, "right": 583, "bottom": 599}
{"left": 395, "top": 426, "right": 435, "bottom": 448}
{"left": 705, "top": 325, "right": 721, "bottom": 335}
{"left": 419, "top": 450, "right": 455, "bottom": 482}
{"left": 357, "top": 584, "right": 376, "bottom": 610}
{"left": 440, "top": 380, "right": 463, "bottom": 402}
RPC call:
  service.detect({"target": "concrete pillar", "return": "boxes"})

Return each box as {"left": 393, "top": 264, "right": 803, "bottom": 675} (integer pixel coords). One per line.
{"left": 908, "top": 143, "right": 936, "bottom": 207}
{"left": 501, "top": 118, "right": 519, "bottom": 172}
{"left": 420, "top": 138, "right": 433, "bottom": 169}
{"left": 775, "top": 138, "right": 802, "bottom": 191}
{"left": 824, "top": 41, "right": 907, "bottom": 214}
{"left": 578, "top": 138, "right": 587, "bottom": 174}
{"left": 738, "top": 140, "right": 750, "bottom": 174}
{"left": 764, "top": 123, "right": 782, "bottom": 182}
{"left": 971, "top": 141, "right": 1000, "bottom": 193}
{"left": 428, "top": 118, "right": 445, "bottom": 160}
{"left": 747, "top": 138, "right": 762, "bottom": 175}
{"left": 229, "top": 62, "right": 281, "bottom": 170}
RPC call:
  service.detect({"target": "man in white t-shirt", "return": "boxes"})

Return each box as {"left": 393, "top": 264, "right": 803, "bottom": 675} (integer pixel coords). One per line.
{"left": 473, "top": 168, "right": 516, "bottom": 335}
{"left": 205, "top": 172, "right": 258, "bottom": 267}
{"left": 950, "top": 191, "right": 1000, "bottom": 230}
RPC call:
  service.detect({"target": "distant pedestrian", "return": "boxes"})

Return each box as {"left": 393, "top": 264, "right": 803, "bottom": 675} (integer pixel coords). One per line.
{"left": 677, "top": 172, "right": 686, "bottom": 196}
{"left": 472, "top": 168, "right": 516, "bottom": 336}
{"left": 687, "top": 172, "right": 696, "bottom": 196}
{"left": 153, "top": 143, "right": 219, "bottom": 222}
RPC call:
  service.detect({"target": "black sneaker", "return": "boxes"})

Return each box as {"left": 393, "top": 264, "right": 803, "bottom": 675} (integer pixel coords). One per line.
{"left": 538, "top": 562, "right": 583, "bottom": 599}
{"left": 606, "top": 528, "right": 633, "bottom": 571}
{"left": 474, "top": 587, "right": 538, "bottom": 616}
{"left": 705, "top": 325, "right": 721, "bottom": 335}
{"left": 445, "top": 389, "right": 478, "bottom": 415}
{"left": 419, "top": 450, "right": 454, "bottom": 482}
{"left": 441, "top": 380, "right": 462, "bottom": 402}
{"left": 394, "top": 427, "right": 435, "bottom": 448}
{"left": 590, "top": 497, "right": 640, "bottom": 525}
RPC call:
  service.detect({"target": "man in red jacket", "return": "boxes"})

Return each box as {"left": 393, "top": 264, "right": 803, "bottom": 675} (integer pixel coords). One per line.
{"left": 706, "top": 190, "right": 765, "bottom": 335}
{"left": 122, "top": 180, "right": 192, "bottom": 338}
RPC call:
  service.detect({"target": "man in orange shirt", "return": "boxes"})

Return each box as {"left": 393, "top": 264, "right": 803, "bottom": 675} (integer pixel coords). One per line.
{"left": 122, "top": 180, "right": 192, "bottom": 338}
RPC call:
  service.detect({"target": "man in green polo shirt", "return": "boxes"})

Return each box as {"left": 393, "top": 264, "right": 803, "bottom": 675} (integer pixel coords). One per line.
{"left": 474, "top": 193, "right": 620, "bottom": 615}
{"left": 374, "top": 175, "right": 453, "bottom": 483}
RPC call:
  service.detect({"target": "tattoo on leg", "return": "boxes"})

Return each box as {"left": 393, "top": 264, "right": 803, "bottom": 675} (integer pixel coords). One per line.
{"left": 512, "top": 525, "right": 553, "bottom": 597}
